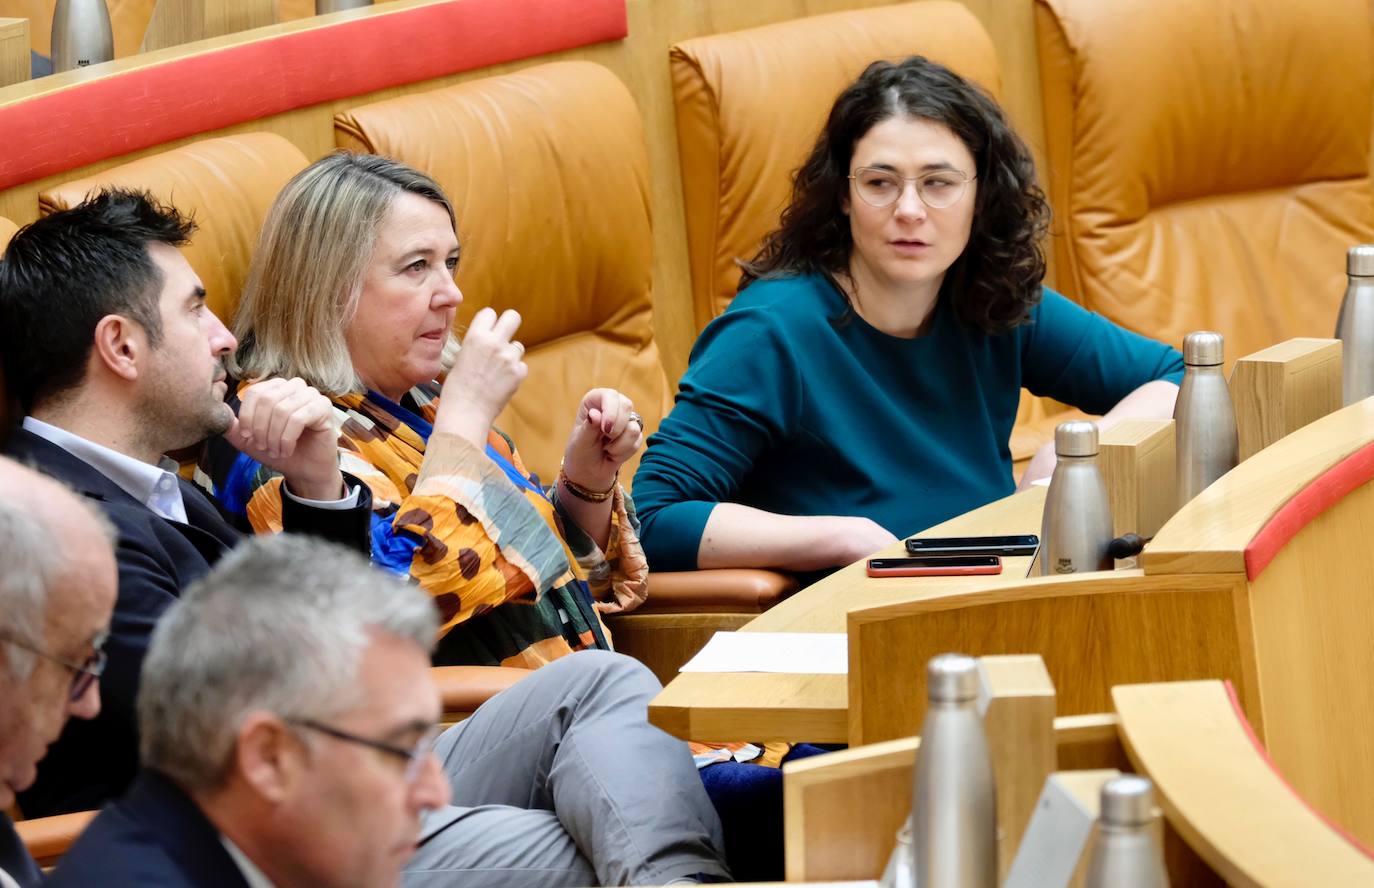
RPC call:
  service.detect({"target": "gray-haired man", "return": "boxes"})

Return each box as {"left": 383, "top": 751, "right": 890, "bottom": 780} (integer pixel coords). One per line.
{"left": 50, "top": 534, "right": 729, "bottom": 888}
{"left": 0, "top": 458, "right": 118, "bottom": 888}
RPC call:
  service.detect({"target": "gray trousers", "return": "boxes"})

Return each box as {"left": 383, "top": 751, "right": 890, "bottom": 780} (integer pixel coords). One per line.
{"left": 403, "top": 650, "right": 730, "bottom": 887}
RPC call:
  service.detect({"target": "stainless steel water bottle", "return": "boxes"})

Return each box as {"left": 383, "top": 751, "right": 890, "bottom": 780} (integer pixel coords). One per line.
{"left": 1334, "top": 245, "right": 1374, "bottom": 405}
{"left": 1174, "top": 331, "right": 1238, "bottom": 509}
{"left": 50, "top": 0, "right": 113, "bottom": 72}
{"left": 880, "top": 817, "right": 915, "bottom": 888}
{"left": 1084, "top": 776, "right": 1170, "bottom": 888}
{"left": 911, "top": 654, "right": 996, "bottom": 888}
{"left": 316, "top": 0, "right": 372, "bottom": 13}
{"left": 1039, "top": 421, "right": 1113, "bottom": 576}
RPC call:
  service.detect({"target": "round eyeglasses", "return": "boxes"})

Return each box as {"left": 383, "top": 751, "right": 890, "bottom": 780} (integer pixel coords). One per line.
{"left": 290, "top": 719, "right": 443, "bottom": 785}
{"left": 0, "top": 631, "right": 107, "bottom": 702}
{"left": 848, "top": 167, "right": 975, "bottom": 210}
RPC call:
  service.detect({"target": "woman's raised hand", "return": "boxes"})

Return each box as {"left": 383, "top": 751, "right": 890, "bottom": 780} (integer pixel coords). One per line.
{"left": 434, "top": 307, "right": 528, "bottom": 448}
{"left": 561, "top": 388, "right": 645, "bottom": 493}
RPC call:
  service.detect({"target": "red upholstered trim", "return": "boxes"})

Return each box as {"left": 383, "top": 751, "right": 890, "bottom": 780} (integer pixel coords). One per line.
{"left": 1223, "top": 680, "right": 1374, "bottom": 861}
{"left": 0, "top": 0, "right": 626, "bottom": 191}
{"left": 1243, "top": 440, "right": 1374, "bottom": 580}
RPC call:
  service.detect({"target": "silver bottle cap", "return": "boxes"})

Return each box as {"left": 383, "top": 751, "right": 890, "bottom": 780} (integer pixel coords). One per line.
{"left": 1349, "top": 245, "right": 1374, "bottom": 277}
{"left": 926, "top": 653, "right": 979, "bottom": 703}
{"left": 1054, "top": 420, "right": 1099, "bottom": 457}
{"left": 1099, "top": 775, "right": 1155, "bottom": 827}
{"left": 1182, "top": 331, "right": 1225, "bottom": 366}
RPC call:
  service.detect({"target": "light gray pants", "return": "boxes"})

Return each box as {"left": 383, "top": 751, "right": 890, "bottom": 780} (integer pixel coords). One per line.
{"left": 403, "top": 650, "right": 730, "bottom": 887}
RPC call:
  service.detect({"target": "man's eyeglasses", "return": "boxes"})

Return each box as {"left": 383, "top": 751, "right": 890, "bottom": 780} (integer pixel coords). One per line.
{"left": 0, "top": 631, "right": 108, "bottom": 702}
{"left": 289, "top": 719, "right": 442, "bottom": 785}
{"left": 848, "top": 167, "right": 975, "bottom": 210}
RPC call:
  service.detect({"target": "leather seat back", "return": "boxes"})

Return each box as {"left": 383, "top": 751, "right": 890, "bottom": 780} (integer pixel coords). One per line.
{"left": 41, "top": 133, "right": 310, "bottom": 325}
{"left": 671, "top": 0, "right": 1002, "bottom": 330}
{"left": 1035, "top": 0, "right": 1374, "bottom": 359}
{"left": 0, "top": 215, "right": 16, "bottom": 250}
{"left": 335, "top": 60, "right": 671, "bottom": 485}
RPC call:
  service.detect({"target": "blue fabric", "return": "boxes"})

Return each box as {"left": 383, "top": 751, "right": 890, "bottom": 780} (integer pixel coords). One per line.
{"left": 697, "top": 744, "right": 835, "bottom": 883}
{"left": 0, "top": 812, "right": 43, "bottom": 887}
{"left": 633, "top": 275, "right": 1186, "bottom": 571}
{"left": 48, "top": 771, "right": 249, "bottom": 888}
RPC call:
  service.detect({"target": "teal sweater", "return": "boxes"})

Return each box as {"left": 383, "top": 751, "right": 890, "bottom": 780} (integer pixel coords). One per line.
{"left": 633, "top": 274, "right": 1186, "bottom": 571}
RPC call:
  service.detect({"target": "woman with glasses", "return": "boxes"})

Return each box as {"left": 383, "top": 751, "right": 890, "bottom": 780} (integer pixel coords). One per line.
{"left": 633, "top": 55, "right": 1185, "bottom": 578}
{"left": 211, "top": 153, "right": 648, "bottom": 669}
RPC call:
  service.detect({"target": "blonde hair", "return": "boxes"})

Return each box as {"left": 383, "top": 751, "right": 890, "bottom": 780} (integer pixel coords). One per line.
{"left": 233, "top": 153, "right": 457, "bottom": 395}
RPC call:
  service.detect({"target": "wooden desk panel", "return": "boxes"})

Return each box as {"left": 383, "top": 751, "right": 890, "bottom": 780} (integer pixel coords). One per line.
{"left": 648, "top": 487, "right": 1045, "bottom": 743}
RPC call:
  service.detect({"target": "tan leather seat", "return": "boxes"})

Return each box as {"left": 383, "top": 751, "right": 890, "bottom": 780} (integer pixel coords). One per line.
{"left": 671, "top": 1, "right": 1084, "bottom": 465}
{"left": 40, "top": 133, "right": 309, "bottom": 325}
{"left": 0, "top": 215, "right": 16, "bottom": 249}
{"left": 1035, "top": 0, "right": 1374, "bottom": 361}
{"left": 335, "top": 60, "right": 672, "bottom": 488}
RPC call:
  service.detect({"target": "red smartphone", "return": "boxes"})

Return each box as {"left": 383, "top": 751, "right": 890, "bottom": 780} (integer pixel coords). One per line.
{"left": 866, "top": 555, "right": 1003, "bottom": 577}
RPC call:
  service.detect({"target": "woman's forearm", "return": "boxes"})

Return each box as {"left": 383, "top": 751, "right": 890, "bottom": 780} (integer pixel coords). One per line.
{"left": 1019, "top": 379, "right": 1180, "bottom": 487}
{"left": 696, "top": 502, "right": 897, "bottom": 572}
{"left": 556, "top": 477, "right": 614, "bottom": 551}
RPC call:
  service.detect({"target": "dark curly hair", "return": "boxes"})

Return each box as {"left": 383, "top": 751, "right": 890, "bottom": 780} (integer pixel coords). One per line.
{"left": 739, "top": 55, "right": 1049, "bottom": 334}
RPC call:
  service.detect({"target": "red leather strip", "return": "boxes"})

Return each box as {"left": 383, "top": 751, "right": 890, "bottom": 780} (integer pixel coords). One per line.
{"left": 0, "top": 0, "right": 626, "bottom": 191}
{"left": 1223, "top": 680, "right": 1374, "bottom": 860}
{"left": 1243, "top": 439, "right": 1374, "bottom": 580}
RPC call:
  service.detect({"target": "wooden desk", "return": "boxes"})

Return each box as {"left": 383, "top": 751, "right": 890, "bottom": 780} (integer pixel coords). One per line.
{"left": 648, "top": 486, "right": 1047, "bottom": 743}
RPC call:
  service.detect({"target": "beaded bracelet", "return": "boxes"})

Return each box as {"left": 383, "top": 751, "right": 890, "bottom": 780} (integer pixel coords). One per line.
{"left": 557, "top": 461, "right": 617, "bottom": 502}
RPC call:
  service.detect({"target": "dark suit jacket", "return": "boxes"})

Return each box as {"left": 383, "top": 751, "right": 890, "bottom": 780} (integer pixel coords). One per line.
{"left": 46, "top": 771, "right": 250, "bottom": 888}
{"left": 6, "top": 428, "right": 371, "bottom": 817}
{"left": 0, "top": 813, "right": 44, "bottom": 888}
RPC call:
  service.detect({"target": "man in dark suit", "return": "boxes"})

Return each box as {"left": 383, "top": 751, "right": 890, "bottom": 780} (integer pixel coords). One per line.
{"left": 0, "top": 458, "right": 118, "bottom": 888}
{"left": 0, "top": 190, "right": 373, "bottom": 817}
{"left": 52, "top": 535, "right": 732, "bottom": 888}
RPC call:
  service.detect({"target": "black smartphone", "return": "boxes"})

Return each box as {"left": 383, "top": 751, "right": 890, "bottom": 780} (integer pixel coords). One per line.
{"left": 905, "top": 534, "right": 1039, "bottom": 557}
{"left": 867, "top": 555, "right": 1003, "bottom": 577}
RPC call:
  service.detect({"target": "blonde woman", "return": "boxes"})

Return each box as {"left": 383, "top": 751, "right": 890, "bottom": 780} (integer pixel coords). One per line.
{"left": 209, "top": 153, "right": 648, "bottom": 668}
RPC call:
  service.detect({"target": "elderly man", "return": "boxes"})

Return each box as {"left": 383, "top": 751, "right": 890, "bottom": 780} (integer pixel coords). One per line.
{"left": 51, "top": 536, "right": 728, "bottom": 887}
{"left": 0, "top": 458, "right": 118, "bottom": 888}
{"left": 0, "top": 190, "right": 374, "bottom": 816}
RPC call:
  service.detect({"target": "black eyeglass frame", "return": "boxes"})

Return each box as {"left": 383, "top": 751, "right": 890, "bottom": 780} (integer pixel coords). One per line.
{"left": 289, "top": 718, "right": 441, "bottom": 784}
{"left": 0, "top": 630, "right": 108, "bottom": 702}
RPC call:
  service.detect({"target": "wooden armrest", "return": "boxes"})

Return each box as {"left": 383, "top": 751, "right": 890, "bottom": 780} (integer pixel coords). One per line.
{"left": 431, "top": 665, "right": 530, "bottom": 715}
{"left": 15, "top": 809, "right": 97, "bottom": 867}
{"left": 636, "top": 569, "right": 799, "bottom": 614}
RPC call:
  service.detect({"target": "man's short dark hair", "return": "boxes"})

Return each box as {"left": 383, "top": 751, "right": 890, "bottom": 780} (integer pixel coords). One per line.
{"left": 0, "top": 189, "right": 196, "bottom": 412}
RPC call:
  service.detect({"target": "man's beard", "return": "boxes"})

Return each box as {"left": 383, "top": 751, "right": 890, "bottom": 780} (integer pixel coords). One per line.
{"left": 134, "top": 372, "right": 233, "bottom": 455}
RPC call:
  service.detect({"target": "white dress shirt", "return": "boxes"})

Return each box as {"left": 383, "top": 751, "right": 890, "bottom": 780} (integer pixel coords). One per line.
{"left": 221, "top": 836, "right": 278, "bottom": 888}
{"left": 22, "top": 416, "right": 359, "bottom": 518}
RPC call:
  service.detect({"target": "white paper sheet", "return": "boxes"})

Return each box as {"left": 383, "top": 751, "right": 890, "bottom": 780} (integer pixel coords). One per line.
{"left": 678, "top": 631, "right": 849, "bottom": 674}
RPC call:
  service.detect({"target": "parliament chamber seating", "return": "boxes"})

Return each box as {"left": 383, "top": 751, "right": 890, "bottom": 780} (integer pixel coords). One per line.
{"left": 0, "top": 213, "right": 15, "bottom": 245}
{"left": 1034, "top": 0, "right": 1374, "bottom": 363}
{"left": 333, "top": 59, "right": 797, "bottom": 682}
{"left": 843, "top": 397, "right": 1374, "bottom": 853}
{"left": 7, "top": 0, "right": 1374, "bottom": 878}
{"left": 669, "top": 1, "right": 1088, "bottom": 467}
